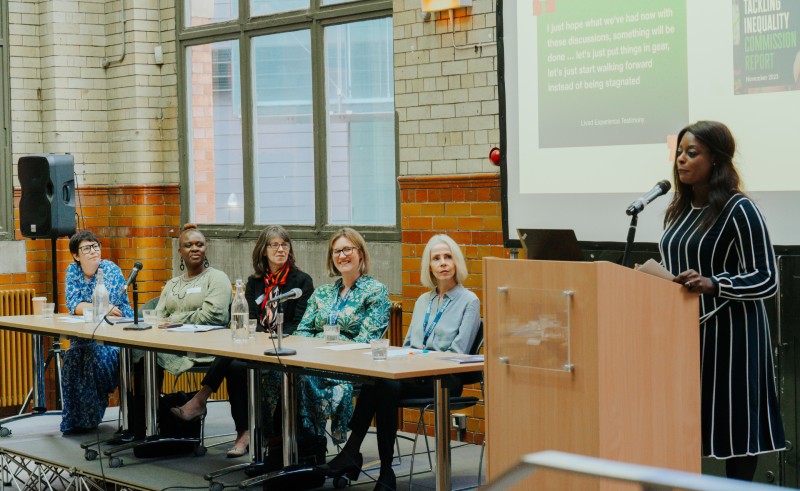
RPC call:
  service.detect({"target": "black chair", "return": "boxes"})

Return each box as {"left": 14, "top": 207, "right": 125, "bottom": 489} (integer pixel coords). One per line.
{"left": 398, "top": 321, "right": 484, "bottom": 490}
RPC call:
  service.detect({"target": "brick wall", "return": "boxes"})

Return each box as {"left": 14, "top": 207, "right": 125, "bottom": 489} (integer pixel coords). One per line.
{"left": 398, "top": 173, "right": 507, "bottom": 444}
{"left": 8, "top": 0, "right": 177, "bottom": 186}
{"left": 0, "top": 186, "right": 180, "bottom": 305}
{"left": 393, "top": 0, "right": 499, "bottom": 177}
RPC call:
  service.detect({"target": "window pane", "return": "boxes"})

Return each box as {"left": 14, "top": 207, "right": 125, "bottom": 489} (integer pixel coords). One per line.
{"left": 325, "top": 18, "right": 395, "bottom": 226}
{"left": 186, "top": 40, "right": 244, "bottom": 224}
{"left": 321, "top": 0, "right": 356, "bottom": 4}
{"left": 184, "top": 0, "right": 238, "bottom": 28}
{"left": 251, "top": 0, "right": 309, "bottom": 17}
{"left": 252, "top": 31, "right": 315, "bottom": 225}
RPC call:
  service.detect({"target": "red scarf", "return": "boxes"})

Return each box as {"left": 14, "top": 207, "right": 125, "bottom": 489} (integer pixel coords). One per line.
{"left": 260, "top": 263, "right": 290, "bottom": 330}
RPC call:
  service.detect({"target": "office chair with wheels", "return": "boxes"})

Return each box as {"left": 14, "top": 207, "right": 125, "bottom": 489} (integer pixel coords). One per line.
{"left": 399, "top": 321, "right": 484, "bottom": 490}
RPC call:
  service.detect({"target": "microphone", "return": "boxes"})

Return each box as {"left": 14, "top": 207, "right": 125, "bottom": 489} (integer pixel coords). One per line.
{"left": 626, "top": 180, "right": 671, "bottom": 216}
{"left": 265, "top": 288, "right": 303, "bottom": 305}
{"left": 123, "top": 262, "right": 143, "bottom": 289}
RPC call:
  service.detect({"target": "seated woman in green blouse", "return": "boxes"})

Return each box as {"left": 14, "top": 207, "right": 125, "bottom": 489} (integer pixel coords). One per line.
{"left": 285, "top": 228, "right": 391, "bottom": 459}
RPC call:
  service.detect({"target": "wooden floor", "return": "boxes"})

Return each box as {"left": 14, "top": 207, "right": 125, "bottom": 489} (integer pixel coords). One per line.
{"left": 0, "top": 401, "right": 485, "bottom": 490}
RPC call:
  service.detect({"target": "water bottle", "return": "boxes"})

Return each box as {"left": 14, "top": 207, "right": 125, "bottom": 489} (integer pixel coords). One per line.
{"left": 230, "top": 279, "right": 249, "bottom": 343}
{"left": 92, "top": 268, "right": 110, "bottom": 322}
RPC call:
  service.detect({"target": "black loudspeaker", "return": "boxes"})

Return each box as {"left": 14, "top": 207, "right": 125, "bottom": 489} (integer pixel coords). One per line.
{"left": 18, "top": 154, "right": 76, "bottom": 238}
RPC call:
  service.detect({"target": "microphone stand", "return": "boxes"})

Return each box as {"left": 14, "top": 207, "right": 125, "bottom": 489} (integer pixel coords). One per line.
{"left": 621, "top": 213, "right": 638, "bottom": 268}
{"left": 264, "top": 305, "right": 296, "bottom": 356}
{"left": 131, "top": 278, "right": 150, "bottom": 328}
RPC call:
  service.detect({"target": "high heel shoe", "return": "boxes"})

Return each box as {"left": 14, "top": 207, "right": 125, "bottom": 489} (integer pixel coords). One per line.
{"left": 373, "top": 468, "right": 395, "bottom": 491}
{"left": 226, "top": 443, "right": 249, "bottom": 458}
{"left": 316, "top": 451, "right": 363, "bottom": 481}
{"left": 170, "top": 405, "right": 207, "bottom": 422}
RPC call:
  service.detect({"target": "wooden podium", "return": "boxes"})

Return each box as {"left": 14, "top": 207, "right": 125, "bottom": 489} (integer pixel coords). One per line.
{"left": 483, "top": 258, "right": 700, "bottom": 490}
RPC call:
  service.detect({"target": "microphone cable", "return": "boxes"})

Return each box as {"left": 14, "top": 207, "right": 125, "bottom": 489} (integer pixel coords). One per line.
{"left": 87, "top": 310, "right": 113, "bottom": 490}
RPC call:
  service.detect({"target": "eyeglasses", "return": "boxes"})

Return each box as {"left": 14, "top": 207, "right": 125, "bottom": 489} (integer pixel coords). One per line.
{"left": 78, "top": 243, "right": 101, "bottom": 254}
{"left": 268, "top": 242, "right": 290, "bottom": 251}
{"left": 332, "top": 246, "right": 357, "bottom": 257}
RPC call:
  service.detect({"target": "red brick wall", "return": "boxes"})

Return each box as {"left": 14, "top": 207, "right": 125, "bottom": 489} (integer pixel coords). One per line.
{"left": 398, "top": 173, "right": 508, "bottom": 444}
{"left": 0, "top": 185, "right": 180, "bottom": 413}
{"left": 0, "top": 185, "right": 181, "bottom": 304}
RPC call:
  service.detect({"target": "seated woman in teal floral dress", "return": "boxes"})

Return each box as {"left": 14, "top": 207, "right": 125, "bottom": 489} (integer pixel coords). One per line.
{"left": 263, "top": 228, "right": 390, "bottom": 460}
{"left": 62, "top": 230, "right": 134, "bottom": 433}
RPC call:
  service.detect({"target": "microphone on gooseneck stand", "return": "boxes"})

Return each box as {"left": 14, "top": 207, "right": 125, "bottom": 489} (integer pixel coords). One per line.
{"left": 625, "top": 180, "right": 671, "bottom": 216}
{"left": 123, "top": 262, "right": 144, "bottom": 290}
{"left": 621, "top": 180, "right": 672, "bottom": 267}
{"left": 264, "top": 288, "right": 303, "bottom": 305}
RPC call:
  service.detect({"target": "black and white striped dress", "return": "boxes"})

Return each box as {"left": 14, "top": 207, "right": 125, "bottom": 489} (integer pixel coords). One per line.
{"left": 659, "top": 194, "right": 785, "bottom": 459}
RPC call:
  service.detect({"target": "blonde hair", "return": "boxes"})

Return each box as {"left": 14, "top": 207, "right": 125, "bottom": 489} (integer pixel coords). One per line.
{"left": 326, "top": 228, "right": 370, "bottom": 277}
{"left": 420, "top": 234, "right": 468, "bottom": 289}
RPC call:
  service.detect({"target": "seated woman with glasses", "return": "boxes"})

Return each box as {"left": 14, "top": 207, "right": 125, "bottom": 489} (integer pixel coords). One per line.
{"left": 317, "top": 234, "right": 480, "bottom": 490}
{"left": 287, "top": 228, "right": 391, "bottom": 464}
{"left": 62, "top": 230, "right": 134, "bottom": 434}
{"left": 171, "top": 225, "right": 313, "bottom": 458}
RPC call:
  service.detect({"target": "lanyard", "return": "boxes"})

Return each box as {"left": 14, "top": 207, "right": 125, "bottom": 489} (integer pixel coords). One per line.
{"left": 328, "top": 286, "right": 354, "bottom": 325}
{"left": 422, "top": 294, "right": 451, "bottom": 346}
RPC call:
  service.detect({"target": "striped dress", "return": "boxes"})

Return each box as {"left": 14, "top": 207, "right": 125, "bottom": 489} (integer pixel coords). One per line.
{"left": 659, "top": 194, "right": 785, "bottom": 459}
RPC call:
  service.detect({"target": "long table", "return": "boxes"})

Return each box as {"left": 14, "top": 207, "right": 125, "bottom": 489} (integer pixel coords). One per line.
{"left": 0, "top": 315, "right": 484, "bottom": 490}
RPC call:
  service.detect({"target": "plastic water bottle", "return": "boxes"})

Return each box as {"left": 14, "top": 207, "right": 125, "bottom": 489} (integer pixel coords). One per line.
{"left": 230, "top": 279, "right": 249, "bottom": 343}
{"left": 92, "top": 268, "right": 110, "bottom": 322}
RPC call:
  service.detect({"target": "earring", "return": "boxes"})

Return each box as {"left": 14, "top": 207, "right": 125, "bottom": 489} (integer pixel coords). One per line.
{"left": 179, "top": 257, "right": 185, "bottom": 271}
{"left": 204, "top": 257, "right": 210, "bottom": 268}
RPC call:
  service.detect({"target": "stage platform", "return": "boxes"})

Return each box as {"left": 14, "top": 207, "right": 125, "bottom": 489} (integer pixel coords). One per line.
{"left": 0, "top": 401, "right": 485, "bottom": 490}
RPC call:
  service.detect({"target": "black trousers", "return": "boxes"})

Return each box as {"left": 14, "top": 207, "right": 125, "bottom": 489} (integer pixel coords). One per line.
{"left": 348, "top": 376, "right": 464, "bottom": 471}
{"left": 202, "top": 357, "right": 248, "bottom": 432}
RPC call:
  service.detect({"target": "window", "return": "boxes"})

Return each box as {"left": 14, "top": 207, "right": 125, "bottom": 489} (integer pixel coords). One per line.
{"left": 0, "top": 2, "right": 10, "bottom": 239}
{"left": 180, "top": 0, "right": 396, "bottom": 238}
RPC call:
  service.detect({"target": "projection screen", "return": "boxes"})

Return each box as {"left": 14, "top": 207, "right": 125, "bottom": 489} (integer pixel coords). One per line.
{"left": 499, "top": 0, "right": 800, "bottom": 247}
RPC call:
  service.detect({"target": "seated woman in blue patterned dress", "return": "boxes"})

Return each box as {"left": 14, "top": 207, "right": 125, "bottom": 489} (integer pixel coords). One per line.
{"left": 288, "top": 228, "right": 391, "bottom": 459}
{"left": 62, "top": 230, "right": 133, "bottom": 434}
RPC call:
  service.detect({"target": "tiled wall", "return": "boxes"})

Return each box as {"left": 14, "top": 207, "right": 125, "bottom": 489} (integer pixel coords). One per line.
{"left": 393, "top": 0, "right": 499, "bottom": 177}
{"left": 398, "top": 173, "right": 506, "bottom": 444}
{"left": 0, "top": 186, "right": 181, "bottom": 304}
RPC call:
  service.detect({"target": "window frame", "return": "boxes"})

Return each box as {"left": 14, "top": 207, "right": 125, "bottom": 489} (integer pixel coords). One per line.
{"left": 176, "top": 0, "right": 398, "bottom": 242}
{"left": 0, "top": 2, "right": 10, "bottom": 240}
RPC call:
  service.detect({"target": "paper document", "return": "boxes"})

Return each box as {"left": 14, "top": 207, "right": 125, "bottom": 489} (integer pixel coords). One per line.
{"left": 58, "top": 316, "right": 85, "bottom": 324}
{"left": 163, "top": 324, "right": 226, "bottom": 333}
{"left": 362, "top": 348, "right": 426, "bottom": 358}
{"left": 636, "top": 258, "right": 675, "bottom": 281}
{"left": 440, "top": 355, "right": 484, "bottom": 364}
{"left": 318, "top": 343, "right": 370, "bottom": 351}
{"left": 106, "top": 317, "right": 143, "bottom": 325}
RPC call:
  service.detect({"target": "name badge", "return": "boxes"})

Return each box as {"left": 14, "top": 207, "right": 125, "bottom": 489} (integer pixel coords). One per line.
{"left": 186, "top": 287, "right": 202, "bottom": 294}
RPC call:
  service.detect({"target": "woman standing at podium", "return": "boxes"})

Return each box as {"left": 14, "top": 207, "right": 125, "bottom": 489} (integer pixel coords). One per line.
{"left": 317, "top": 234, "right": 480, "bottom": 490}
{"left": 659, "top": 121, "right": 785, "bottom": 481}
{"left": 63, "top": 230, "right": 134, "bottom": 433}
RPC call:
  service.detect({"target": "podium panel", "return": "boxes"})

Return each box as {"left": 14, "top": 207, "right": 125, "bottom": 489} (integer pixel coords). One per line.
{"left": 484, "top": 258, "right": 700, "bottom": 490}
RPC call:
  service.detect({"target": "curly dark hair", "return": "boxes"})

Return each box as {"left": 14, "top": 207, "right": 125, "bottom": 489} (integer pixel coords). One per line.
{"left": 68, "top": 230, "right": 100, "bottom": 261}
{"left": 664, "top": 121, "right": 744, "bottom": 231}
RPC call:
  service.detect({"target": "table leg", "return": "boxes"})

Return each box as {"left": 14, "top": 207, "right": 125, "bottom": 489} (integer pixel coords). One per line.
{"left": 31, "top": 334, "right": 46, "bottom": 412}
{"left": 144, "top": 351, "right": 158, "bottom": 437}
{"left": 247, "top": 367, "right": 262, "bottom": 463}
{"left": 281, "top": 371, "right": 297, "bottom": 467}
{"left": 119, "top": 348, "right": 132, "bottom": 432}
{"left": 434, "top": 378, "right": 451, "bottom": 491}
